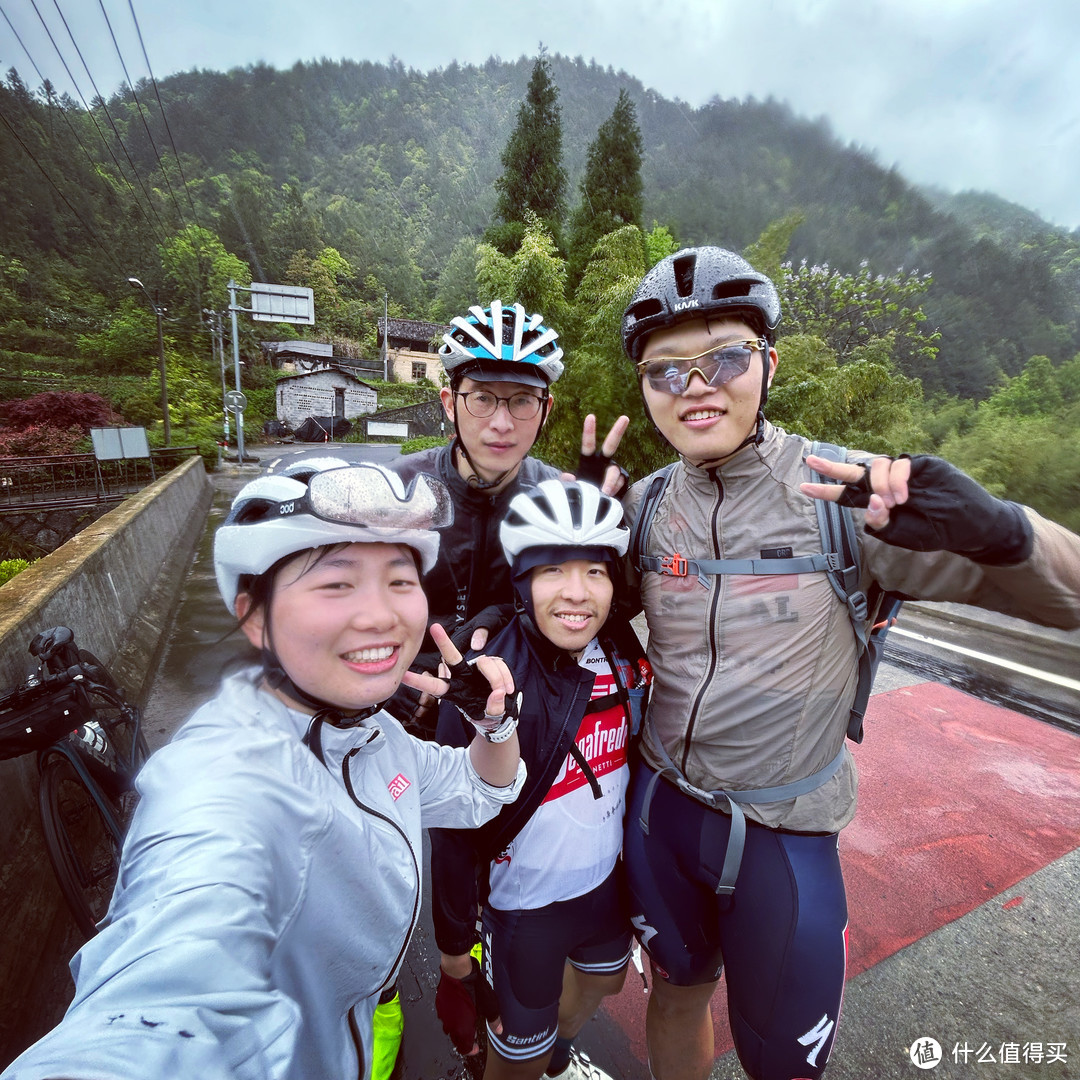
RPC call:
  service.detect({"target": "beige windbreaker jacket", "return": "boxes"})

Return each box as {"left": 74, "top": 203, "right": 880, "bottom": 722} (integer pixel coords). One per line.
{"left": 625, "top": 423, "right": 1080, "bottom": 835}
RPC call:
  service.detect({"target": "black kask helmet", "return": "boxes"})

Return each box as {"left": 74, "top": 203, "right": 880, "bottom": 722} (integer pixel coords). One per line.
{"left": 620, "top": 246, "right": 781, "bottom": 363}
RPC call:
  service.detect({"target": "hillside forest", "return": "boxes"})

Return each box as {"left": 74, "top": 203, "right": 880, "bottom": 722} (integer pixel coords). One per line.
{"left": 1, "top": 50, "right": 1079, "bottom": 539}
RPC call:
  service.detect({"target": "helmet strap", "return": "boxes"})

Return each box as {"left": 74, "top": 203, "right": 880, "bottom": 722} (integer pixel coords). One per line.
{"left": 451, "top": 434, "right": 514, "bottom": 492}
{"left": 258, "top": 614, "right": 383, "bottom": 729}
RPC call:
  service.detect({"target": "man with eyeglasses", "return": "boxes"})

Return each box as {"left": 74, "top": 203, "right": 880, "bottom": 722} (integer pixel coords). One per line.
{"left": 391, "top": 301, "right": 627, "bottom": 733}
{"left": 618, "top": 247, "right": 1080, "bottom": 1080}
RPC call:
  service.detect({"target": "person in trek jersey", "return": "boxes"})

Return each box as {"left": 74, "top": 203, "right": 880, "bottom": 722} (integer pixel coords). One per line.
{"left": 2, "top": 462, "right": 525, "bottom": 1080}
{"left": 617, "top": 246, "right": 1080, "bottom": 1080}
{"left": 431, "top": 479, "right": 652, "bottom": 1080}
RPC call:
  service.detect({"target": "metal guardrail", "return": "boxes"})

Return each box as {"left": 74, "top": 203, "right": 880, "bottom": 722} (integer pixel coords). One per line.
{"left": 0, "top": 448, "right": 199, "bottom": 512}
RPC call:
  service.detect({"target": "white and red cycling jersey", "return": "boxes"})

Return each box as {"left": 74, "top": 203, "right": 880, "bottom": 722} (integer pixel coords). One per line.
{"left": 488, "top": 639, "right": 633, "bottom": 910}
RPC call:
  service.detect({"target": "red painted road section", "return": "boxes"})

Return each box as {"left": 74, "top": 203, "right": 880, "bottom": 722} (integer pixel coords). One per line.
{"left": 601, "top": 682, "right": 1080, "bottom": 1064}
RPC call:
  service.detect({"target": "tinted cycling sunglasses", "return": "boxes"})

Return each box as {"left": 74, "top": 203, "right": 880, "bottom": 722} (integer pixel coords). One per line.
{"left": 637, "top": 337, "right": 768, "bottom": 395}
{"left": 236, "top": 466, "right": 453, "bottom": 530}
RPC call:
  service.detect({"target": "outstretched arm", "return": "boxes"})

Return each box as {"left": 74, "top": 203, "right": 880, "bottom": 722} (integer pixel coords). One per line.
{"left": 801, "top": 453, "right": 1033, "bottom": 566}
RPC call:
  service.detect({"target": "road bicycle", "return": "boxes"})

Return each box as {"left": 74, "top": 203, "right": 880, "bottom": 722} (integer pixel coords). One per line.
{"left": 0, "top": 626, "right": 149, "bottom": 938}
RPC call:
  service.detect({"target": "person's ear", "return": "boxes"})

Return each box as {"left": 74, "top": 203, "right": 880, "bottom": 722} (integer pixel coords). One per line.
{"left": 235, "top": 592, "right": 266, "bottom": 649}
{"left": 765, "top": 347, "right": 778, "bottom": 388}
{"left": 440, "top": 386, "right": 455, "bottom": 422}
{"left": 542, "top": 392, "right": 555, "bottom": 423}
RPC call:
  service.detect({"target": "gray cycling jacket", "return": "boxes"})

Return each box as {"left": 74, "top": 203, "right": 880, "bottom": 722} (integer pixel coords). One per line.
{"left": 625, "top": 423, "right": 1080, "bottom": 834}
{"left": 3, "top": 670, "right": 524, "bottom": 1080}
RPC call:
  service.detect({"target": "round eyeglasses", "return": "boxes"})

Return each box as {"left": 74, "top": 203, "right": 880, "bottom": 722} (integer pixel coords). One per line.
{"left": 637, "top": 338, "right": 767, "bottom": 395}
{"left": 455, "top": 389, "right": 546, "bottom": 421}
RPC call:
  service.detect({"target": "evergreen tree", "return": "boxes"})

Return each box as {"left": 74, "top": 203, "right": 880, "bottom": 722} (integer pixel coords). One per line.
{"left": 487, "top": 51, "right": 567, "bottom": 256}
{"left": 566, "top": 89, "right": 644, "bottom": 290}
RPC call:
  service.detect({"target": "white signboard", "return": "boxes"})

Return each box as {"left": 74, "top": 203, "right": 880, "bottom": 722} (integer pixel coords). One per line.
{"left": 250, "top": 282, "right": 315, "bottom": 325}
{"left": 367, "top": 421, "right": 409, "bottom": 438}
{"left": 91, "top": 427, "right": 151, "bottom": 461}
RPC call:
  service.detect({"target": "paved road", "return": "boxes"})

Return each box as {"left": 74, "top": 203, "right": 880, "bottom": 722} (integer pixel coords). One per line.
{"left": 9, "top": 463, "right": 1078, "bottom": 1079}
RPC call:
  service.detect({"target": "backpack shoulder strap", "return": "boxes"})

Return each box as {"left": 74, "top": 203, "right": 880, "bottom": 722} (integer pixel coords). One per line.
{"left": 809, "top": 441, "right": 877, "bottom": 743}
{"left": 628, "top": 462, "right": 677, "bottom": 571}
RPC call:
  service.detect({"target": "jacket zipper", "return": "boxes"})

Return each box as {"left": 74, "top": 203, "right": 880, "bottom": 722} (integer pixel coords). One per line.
{"left": 348, "top": 1006, "right": 366, "bottom": 1080}
{"left": 341, "top": 749, "right": 421, "bottom": 990}
{"left": 680, "top": 468, "right": 725, "bottom": 773}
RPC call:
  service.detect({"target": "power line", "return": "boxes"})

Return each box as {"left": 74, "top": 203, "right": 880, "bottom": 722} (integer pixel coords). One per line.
{"left": 89, "top": 0, "right": 191, "bottom": 236}
{"left": 124, "top": 0, "right": 203, "bottom": 233}
{"left": 0, "top": 106, "right": 131, "bottom": 280}
{"left": 2, "top": 0, "right": 172, "bottom": 245}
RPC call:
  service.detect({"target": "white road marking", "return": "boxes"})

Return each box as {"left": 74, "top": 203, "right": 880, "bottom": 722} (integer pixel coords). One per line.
{"left": 890, "top": 626, "right": 1080, "bottom": 692}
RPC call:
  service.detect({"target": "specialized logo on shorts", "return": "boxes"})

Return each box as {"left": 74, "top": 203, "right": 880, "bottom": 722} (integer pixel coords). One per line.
{"left": 630, "top": 913, "right": 659, "bottom": 950}
{"left": 797, "top": 1013, "right": 834, "bottom": 1068}
{"left": 387, "top": 773, "right": 411, "bottom": 800}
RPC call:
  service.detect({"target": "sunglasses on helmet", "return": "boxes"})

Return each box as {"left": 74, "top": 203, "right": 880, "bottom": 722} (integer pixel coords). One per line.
{"left": 236, "top": 466, "right": 453, "bottom": 531}
{"left": 637, "top": 337, "right": 768, "bottom": 395}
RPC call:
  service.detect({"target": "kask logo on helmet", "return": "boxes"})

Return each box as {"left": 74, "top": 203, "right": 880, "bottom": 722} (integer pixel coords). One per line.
{"left": 673, "top": 299, "right": 700, "bottom": 312}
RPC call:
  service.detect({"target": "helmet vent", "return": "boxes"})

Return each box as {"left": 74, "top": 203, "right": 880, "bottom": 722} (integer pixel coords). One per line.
{"left": 565, "top": 484, "right": 584, "bottom": 529}
{"left": 628, "top": 298, "right": 662, "bottom": 322}
{"left": 673, "top": 254, "right": 697, "bottom": 297}
{"left": 713, "top": 282, "right": 753, "bottom": 300}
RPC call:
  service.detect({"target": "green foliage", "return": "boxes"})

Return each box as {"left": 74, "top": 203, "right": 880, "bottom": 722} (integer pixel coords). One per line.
{"left": 780, "top": 260, "right": 940, "bottom": 380}
{"left": 566, "top": 89, "right": 644, "bottom": 290}
{"left": 76, "top": 299, "right": 157, "bottom": 374}
{"left": 768, "top": 333, "right": 924, "bottom": 454}
{"left": 940, "top": 412, "right": 1080, "bottom": 533}
{"left": 400, "top": 435, "right": 447, "bottom": 454}
{"left": 476, "top": 212, "right": 569, "bottom": 328}
{"left": 742, "top": 212, "right": 806, "bottom": 284}
{"left": 549, "top": 225, "right": 674, "bottom": 479}
{"left": 159, "top": 224, "right": 251, "bottom": 319}
{"left": 432, "top": 238, "right": 481, "bottom": 322}
{"left": 490, "top": 53, "right": 567, "bottom": 252}
{"left": 642, "top": 222, "right": 680, "bottom": 270}
{"left": 983, "top": 354, "right": 1064, "bottom": 417}
{"left": 0, "top": 558, "right": 32, "bottom": 586}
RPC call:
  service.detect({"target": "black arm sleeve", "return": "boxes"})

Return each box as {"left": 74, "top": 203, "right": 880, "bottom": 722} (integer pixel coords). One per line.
{"left": 430, "top": 827, "right": 483, "bottom": 956}
{"left": 867, "top": 455, "right": 1034, "bottom": 566}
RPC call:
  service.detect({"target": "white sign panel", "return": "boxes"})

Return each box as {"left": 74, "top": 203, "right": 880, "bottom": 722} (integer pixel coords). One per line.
{"left": 91, "top": 427, "right": 151, "bottom": 461}
{"left": 250, "top": 282, "right": 315, "bottom": 325}
{"left": 367, "top": 421, "right": 409, "bottom": 438}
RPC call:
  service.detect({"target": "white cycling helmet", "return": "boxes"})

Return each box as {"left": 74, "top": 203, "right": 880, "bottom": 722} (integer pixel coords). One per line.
{"left": 214, "top": 463, "right": 452, "bottom": 614}
{"left": 440, "top": 300, "right": 564, "bottom": 387}
{"left": 499, "top": 479, "right": 628, "bottom": 578}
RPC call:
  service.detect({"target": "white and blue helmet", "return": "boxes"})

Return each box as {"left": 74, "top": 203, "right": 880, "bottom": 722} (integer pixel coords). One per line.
{"left": 440, "top": 300, "right": 564, "bottom": 388}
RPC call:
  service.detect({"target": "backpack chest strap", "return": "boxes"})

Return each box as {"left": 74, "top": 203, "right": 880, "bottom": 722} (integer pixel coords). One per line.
{"left": 639, "top": 551, "right": 842, "bottom": 579}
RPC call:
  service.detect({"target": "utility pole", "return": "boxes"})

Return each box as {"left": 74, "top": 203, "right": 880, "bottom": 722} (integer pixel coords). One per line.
{"left": 383, "top": 291, "right": 389, "bottom": 381}
{"left": 127, "top": 277, "right": 171, "bottom": 446}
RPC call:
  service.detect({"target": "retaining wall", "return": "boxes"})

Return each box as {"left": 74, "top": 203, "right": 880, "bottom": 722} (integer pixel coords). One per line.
{"left": 0, "top": 455, "right": 212, "bottom": 1063}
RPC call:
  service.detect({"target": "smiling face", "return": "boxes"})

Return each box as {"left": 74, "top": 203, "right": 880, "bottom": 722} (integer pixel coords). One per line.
{"left": 237, "top": 541, "right": 428, "bottom": 713}
{"left": 441, "top": 375, "right": 552, "bottom": 492}
{"left": 529, "top": 558, "right": 614, "bottom": 656}
{"left": 640, "top": 316, "right": 777, "bottom": 466}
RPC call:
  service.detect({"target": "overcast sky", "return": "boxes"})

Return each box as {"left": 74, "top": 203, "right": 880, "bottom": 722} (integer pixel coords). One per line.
{"left": 3, "top": 0, "right": 1078, "bottom": 230}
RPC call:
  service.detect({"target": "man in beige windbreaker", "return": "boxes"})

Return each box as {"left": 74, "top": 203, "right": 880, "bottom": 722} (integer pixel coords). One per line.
{"left": 618, "top": 246, "right": 1080, "bottom": 1080}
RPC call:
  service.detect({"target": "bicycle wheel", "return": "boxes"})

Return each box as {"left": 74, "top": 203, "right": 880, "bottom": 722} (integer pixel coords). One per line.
{"left": 38, "top": 754, "right": 121, "bottom": 938}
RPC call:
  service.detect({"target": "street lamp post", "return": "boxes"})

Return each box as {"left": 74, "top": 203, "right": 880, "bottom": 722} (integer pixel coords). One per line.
{"left": 127, "top": 277, "right": 171, "bottom": 446}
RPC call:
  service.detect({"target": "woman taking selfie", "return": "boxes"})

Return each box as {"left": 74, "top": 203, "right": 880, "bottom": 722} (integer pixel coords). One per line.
{"left": 4, "top": 461, "right": 524, "bottom": 1080}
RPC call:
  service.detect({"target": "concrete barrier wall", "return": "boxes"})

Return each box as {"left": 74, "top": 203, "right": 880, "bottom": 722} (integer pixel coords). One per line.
{"left": 0, "top": 456, "right": 212, "bottom": 1062}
